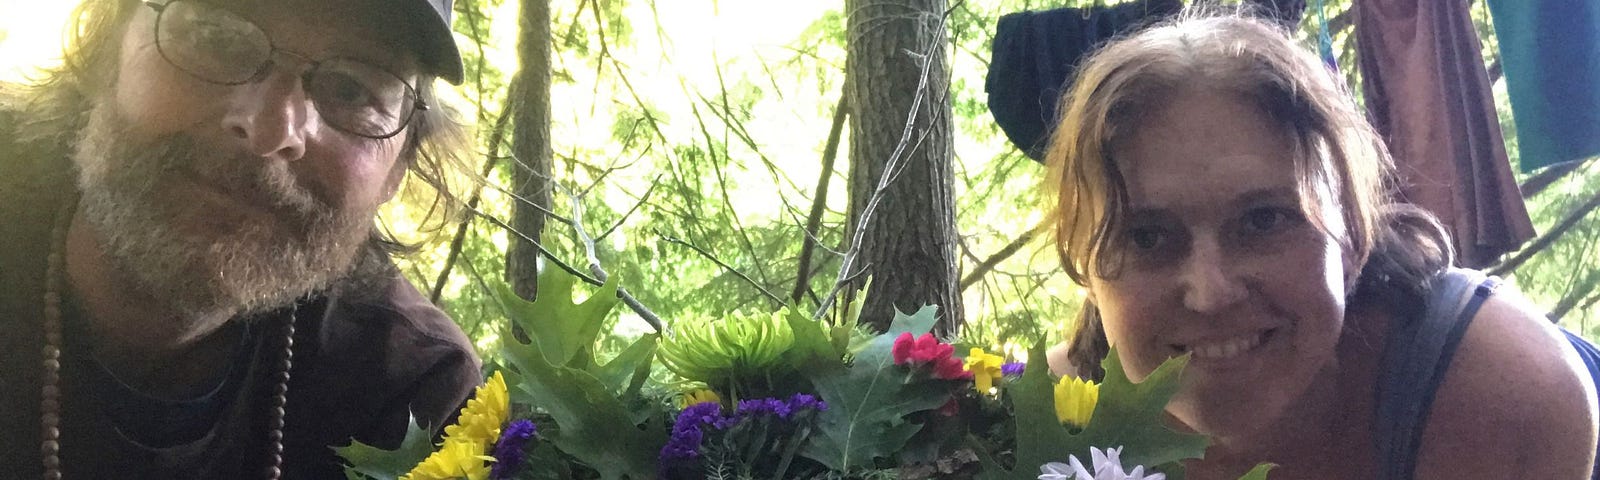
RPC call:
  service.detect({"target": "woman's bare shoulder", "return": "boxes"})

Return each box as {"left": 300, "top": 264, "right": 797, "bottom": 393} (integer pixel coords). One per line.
{"left": 1414, "top": 285, "right": 1597, "bottom": 478}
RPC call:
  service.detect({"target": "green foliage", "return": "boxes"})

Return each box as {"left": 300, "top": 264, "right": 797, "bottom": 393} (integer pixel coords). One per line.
{"left": 1240, "top": 463, "right": 1277, "bottom": 480}
{"left": 335, "top": 416, "right": 436, "bottom": 480}
{"left": 980, "top": 345, "right": 1207, "bottom": 480}
{"left": 494, "top": 268, "right": 663, "bottom": 480}
{"left": 800, "top": 305, "right": 952, "bottom": 472}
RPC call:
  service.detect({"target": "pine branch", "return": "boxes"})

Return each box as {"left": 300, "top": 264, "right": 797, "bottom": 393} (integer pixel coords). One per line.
{"left": 1488, "top": 190, "right": 1600, "bottom": 277}
{"left": 658, "top": 232, "right": 787, "bottom": 309}
{"left": 959, "top": 221, "right": 1047, "bottom": 291}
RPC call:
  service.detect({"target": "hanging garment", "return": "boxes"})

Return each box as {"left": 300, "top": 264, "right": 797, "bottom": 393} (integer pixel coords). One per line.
{"left": 1356, "top": 0, "right": 1535, "bottom": 268}
{"left": 985, "top": 0, "right": 1182, "bottom": 162}
{"left": 1486, "top": 0, "right": 1600, "bottom": 172}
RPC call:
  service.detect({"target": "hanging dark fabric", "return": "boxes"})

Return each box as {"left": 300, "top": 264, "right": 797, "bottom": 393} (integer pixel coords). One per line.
{"left": 1485, "top": 0, "right": 1600, "bottom": 172}
{"left": 1355, "top": 0, "right": 1535, "bottom": 268}
{"left": 985, "top": 0, "right": 1182, "bottom": 162}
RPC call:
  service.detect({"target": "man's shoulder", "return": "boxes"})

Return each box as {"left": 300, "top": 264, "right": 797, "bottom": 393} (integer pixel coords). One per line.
{"left": 321, "top": 265, "right": 479, "bottom": 367}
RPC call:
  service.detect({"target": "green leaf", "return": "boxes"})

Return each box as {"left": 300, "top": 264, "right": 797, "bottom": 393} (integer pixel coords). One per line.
{"left": 493, "top": 267, "right": 660, "bottom": 480}
{"left": 334, "top": 415, "right": 435, "bottom": 480}
{"left": 490, "top": 267, "right": 620, "bottom": 367}
{"left": 502, "top": 338, "right": 663, "bottom": 480}
{"left": 799, "top": 305, "right": 950, "bottom": 472}
{"left": 980, "top": 343, "right": 1207, "bottom": 480}
{"left": 591, "top": 334, "right": 659, "bottom": 396}
{"left": 782, "top": 306, "right": 845, "bottom": 372}
{"left": 1238, "top": 463, "right": 1275, "bottom": 480}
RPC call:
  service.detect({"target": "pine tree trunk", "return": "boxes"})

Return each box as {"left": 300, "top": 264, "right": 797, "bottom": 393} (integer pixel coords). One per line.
{"left": 842, "top": 0, "right": 964, "bottom": 335}
{"left": 507, "top": 0, "right": 554, "bottom": 301}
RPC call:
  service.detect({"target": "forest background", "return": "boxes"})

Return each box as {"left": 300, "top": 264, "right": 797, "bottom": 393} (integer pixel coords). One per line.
{"left": 2, "top": 0, "right": 1598, "bottom": 366}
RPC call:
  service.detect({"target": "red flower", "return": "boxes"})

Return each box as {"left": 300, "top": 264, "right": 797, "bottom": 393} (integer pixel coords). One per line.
{"left": 892, "top": 332, "right": 915, "bottom": 365}
{"left": 893, "top": 333, "right": 955, "bottom": 366}
{"left": 932, "top": 356, "right": 972, "bottom": 380}
{"left": 892, "top": 333, "right": 970, "bottom": 381}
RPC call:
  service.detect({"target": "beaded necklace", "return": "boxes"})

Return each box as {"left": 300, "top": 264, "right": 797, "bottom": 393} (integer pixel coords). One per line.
{"left": 39, "top": 197, "right": 296, "bottom": 480}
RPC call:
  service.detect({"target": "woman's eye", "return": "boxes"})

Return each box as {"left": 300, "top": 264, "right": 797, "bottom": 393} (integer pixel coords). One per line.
{"left": 1242, "top": 208, "right": 1297, "bottom": 234}
{"left": 1127, "top": 227, "right": 1166, "bottom": 250}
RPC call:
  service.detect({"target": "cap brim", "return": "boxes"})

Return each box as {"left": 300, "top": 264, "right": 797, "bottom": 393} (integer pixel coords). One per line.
{"left": 405, "top": 0, "right": 464, "bottom": 85}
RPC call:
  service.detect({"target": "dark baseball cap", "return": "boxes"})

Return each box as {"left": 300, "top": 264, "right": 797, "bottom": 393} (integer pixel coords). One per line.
{"left": 404, "top": 0, "right": 464, "bottom": 84}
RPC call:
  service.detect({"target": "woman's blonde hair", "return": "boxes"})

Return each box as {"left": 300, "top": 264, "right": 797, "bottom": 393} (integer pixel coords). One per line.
{"left": 1045, "top": 11, "right": 1391, "bottom": 285}
{"left": 1048, "top": 11, "right": 1454, "bottom": 378}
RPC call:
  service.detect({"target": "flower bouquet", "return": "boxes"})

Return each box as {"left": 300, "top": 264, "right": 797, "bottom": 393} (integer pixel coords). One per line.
{"left": 336, "top": 267, "right": 1273, "bottom": 479}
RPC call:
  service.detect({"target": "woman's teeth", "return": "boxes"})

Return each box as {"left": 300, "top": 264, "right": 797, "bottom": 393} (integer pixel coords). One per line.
{"left": 1184, "top": 332, "right": 1265, "bottom": 360}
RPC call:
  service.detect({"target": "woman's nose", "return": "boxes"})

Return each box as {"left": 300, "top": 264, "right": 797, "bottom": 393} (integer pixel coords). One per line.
{"left": 1180, "top": 238, "right": 1248, "bottom": 314}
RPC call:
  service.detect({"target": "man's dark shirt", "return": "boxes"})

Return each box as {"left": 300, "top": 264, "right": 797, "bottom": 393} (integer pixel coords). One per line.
{"left": 0, "top": 100, "right": 483, "bottom": 479}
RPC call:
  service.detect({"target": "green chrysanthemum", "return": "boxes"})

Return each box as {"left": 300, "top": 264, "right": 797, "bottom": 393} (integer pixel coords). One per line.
{"left": 657, "top": 310, "right": 795, "bottom": 385}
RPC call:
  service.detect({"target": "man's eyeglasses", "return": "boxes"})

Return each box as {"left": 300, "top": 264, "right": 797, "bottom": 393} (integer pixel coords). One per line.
{"left": 144, "top": 1, "right": 427, "bottom": 139}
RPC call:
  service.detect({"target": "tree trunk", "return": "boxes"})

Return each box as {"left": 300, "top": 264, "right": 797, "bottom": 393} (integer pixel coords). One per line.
{"left": 507, "top": 0, "right": 555, "bottom": 301}
{"left": 842, "top": 0, "right": 964, "bottom": 336}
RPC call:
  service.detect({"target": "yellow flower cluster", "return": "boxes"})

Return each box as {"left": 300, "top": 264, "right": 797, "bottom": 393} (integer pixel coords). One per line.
{"left": 964, "top": 348, "right": 1006, "bottom": 394}
{"left": 1054, "top": 375, "right": 1099, "bottom": 429}
{"left": 679, "top": 388, "right": 722, "bottom": 408}
{"left": 401, "top": 371, "right": 511, "bottom": 480}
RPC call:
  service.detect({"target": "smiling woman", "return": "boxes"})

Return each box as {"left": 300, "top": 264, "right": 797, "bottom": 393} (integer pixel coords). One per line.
{"left": 1044, "top": 9, "right": 1600, "bottom": 480}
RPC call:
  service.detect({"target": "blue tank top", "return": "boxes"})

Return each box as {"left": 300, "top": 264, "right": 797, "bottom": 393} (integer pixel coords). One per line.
{"left": 1374, "top": 268, "right": 1600, "bottom": 479}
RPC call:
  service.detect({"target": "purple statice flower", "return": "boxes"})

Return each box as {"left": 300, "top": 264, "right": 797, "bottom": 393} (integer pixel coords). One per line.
{"left": 1001, "top": 362, "right": 1026, "bottom": 377}
{"left": 660, "top": 402, "right": 725, "bottom": 463}
{"left": 490, "top": 419, "right": 537, "bottom": 479}
{"left": 786, "top": 393, "right": 827, "bottom": 417}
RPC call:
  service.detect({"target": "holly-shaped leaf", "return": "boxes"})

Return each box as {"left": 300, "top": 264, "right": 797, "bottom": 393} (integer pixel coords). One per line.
{"left": 799, "top": 305, "right": 950, "bottom": 472}
{"left": 981, "top": 343, "right": 1207, "bottom": 479}
{"left": 334, "top": 415, "right": 435, "bottom": 480}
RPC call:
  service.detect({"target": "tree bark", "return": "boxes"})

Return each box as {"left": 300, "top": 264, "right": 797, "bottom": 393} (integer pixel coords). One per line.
{"left": 507, "top": 0, "right": 555, "bottom": 301}
{"left": 842, "top": 0, "right": 964, "bottom": 336}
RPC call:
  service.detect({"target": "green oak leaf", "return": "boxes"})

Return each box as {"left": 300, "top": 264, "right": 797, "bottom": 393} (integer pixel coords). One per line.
{"left": 492, "top": 267, "right": 660, "bottom": 480}
{"left": 980, "top": 343, "right": 1208, "bottom": 480}
{"left": 501, "top": 344, "right": 663, "bottom": 480}
{"left": 799, "top": 305, "right": 950, "bottom": 472}
{"left": 490, "top": 266, "right": 620, "bottom": 367}
{"left": 782, "top": 305, "right": 846, "bottom": 372}
{"left": 335, "top": 415, "right": 434, "bottom": 480}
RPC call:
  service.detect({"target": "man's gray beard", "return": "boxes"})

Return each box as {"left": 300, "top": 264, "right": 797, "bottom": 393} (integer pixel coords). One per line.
{"left": 71, "top": 103, "right": 376, "bottom": 320}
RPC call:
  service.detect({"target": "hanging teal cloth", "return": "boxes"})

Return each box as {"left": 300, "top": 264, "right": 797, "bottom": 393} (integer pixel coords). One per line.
{"left": 1486, "top": 0, "right": 1600, "bottom": 172}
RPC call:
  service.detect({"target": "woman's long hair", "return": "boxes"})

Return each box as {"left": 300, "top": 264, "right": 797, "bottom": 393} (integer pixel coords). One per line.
{"left": 1047, "top": 11, "right": 1454, "bottom": 379}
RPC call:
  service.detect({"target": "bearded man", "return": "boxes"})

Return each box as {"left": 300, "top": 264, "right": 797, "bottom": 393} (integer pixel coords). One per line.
{"left": 0, "top": 0, "right": 483, "bottom": 477}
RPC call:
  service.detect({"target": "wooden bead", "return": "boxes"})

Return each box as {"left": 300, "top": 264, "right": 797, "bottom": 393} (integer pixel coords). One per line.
{"left": 41, "top": 385, "right": 58, "bottom": 402}
{"left": 41, "top": 440, "right": 58, "bottom": 456}
{"left": 42, "top": 427, "right": 58, "bottom": 441}
{"left": 44, "top": 470, "right": 61, "bottom": 480}
{"left": 42, "top": 454, "right": 59, "bottom": 469}
{"left": 41, "top": 359, "right": 59, "bottom": 372}
{"left": 41, "top": 413, "right": 59, "bottom": 427}
{"left": 41, "top": 345, "right": 59, "bottom": 360}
